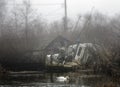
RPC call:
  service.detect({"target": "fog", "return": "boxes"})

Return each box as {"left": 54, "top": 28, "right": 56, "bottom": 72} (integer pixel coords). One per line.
{"left": 8, "top": 0, "right": 120, "bottom": 21}
{"left": 0, "top": 0, "right": 120, "bottom": 87}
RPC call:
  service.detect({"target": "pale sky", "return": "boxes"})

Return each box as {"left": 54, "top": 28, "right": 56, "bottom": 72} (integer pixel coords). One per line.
{"left": 11, "top": 0, "right": 120, "bottom": 21}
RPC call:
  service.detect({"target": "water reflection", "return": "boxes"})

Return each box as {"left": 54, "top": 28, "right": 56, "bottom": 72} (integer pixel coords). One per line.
{"left": 0, "top": 83, "right": 90, "bottom": 87}
{"left": 0, "top": 72, "right": 106, "bottom": 87}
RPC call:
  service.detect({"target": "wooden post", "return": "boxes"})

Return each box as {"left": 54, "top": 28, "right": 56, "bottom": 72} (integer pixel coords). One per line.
{"left": 64, "top": 0, "right": 68, "bottom": 32}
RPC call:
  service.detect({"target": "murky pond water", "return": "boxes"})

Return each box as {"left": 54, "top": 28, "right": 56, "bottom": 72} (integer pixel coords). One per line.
{"left": 0, "top": 71, "right": 118, "bottom": 87}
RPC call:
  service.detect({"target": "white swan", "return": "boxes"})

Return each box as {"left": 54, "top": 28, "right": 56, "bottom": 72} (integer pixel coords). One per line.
{"left": 56, "top": 76, "right": 69, "bottom": 83}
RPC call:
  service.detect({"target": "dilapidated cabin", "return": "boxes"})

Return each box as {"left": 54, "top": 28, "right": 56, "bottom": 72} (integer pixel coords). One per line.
{"left": 43, "top": 35, "right": 72, "bottom": 65}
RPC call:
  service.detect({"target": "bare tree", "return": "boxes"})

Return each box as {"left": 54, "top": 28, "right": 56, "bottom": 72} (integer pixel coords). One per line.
{"left": 0, "top": 0, "right": 6, "bottom": 37}
{"left": 18, "top": 0, "right": 35, "bottom": 50}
